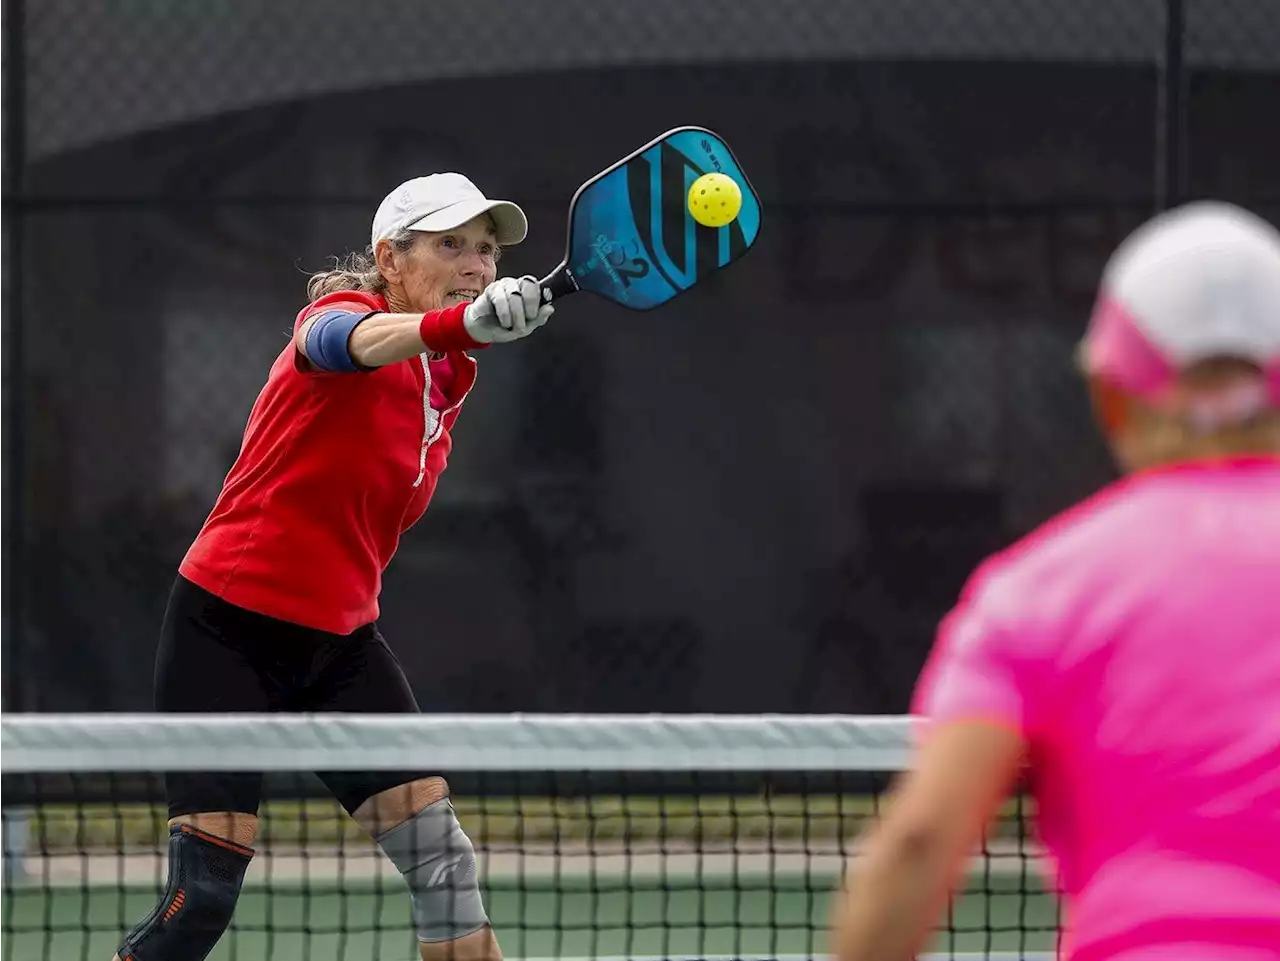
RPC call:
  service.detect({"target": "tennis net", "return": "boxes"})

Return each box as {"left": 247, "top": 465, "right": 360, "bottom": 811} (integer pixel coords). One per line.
{"left": 1, "top": 714, "right": 1059, "bottom": 961}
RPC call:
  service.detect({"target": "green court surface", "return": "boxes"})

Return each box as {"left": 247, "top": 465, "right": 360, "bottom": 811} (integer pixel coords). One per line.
{"left": 2, "top": 873, "right": 1058, "bottom": 961}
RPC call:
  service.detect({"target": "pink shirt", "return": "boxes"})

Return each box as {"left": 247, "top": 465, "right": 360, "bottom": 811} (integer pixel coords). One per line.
{"left": 913, "top": 457, "right": 1280, "bottom": 961}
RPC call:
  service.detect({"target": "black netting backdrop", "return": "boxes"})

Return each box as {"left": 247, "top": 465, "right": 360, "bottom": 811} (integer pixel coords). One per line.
{"left": 3, "top": 0, "right": 1278, "bottom": 713}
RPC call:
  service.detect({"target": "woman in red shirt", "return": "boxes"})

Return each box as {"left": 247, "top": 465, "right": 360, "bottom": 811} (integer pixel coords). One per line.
{"left": 115, "top": 173, "right": 549, "bottom": 961}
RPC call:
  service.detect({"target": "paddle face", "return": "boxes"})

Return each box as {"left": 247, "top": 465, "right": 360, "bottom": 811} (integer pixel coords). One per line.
{"left": 545, "top": 127, "right": 762, "bottom": 311}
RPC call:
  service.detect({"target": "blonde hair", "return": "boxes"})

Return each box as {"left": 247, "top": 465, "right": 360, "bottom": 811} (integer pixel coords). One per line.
{"left": 1097, "top": 357, "right": 1280, "bottom": 471}
{"left": 305, "top": 229, "right": 417, "bottom": 301}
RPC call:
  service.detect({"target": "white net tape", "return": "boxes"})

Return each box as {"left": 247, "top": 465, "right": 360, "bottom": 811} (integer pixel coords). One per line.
{"left": 1, "top": 713, "right": 921, "bottom": 773}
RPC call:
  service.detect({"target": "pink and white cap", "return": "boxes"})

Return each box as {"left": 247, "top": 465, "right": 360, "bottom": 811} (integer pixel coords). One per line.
{"left": 1081, "top": 201, "right": 1280, "bottom": 416}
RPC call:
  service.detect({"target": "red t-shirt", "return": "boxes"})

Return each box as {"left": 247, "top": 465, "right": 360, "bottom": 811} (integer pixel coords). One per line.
{"left": 180, "top": 291, "right": 478, "bottom": 633}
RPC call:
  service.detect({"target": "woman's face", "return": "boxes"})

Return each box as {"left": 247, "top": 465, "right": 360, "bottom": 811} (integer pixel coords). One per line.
{"left": 378, "top": 214, "right": 500, "bottom": 313}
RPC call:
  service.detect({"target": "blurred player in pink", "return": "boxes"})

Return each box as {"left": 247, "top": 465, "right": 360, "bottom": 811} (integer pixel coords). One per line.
{"left": 831, "top": 201, "right": 1280, "bottom": 961}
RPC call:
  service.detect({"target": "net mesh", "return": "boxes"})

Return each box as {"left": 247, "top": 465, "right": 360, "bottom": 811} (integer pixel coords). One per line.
{"left": 1, "top": 714, "right": 1059, "bottom": 961}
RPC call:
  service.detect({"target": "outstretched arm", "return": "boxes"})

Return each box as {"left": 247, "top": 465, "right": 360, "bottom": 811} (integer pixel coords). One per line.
{"left": 295, "top": 277, "right": 553, "bottom": 371}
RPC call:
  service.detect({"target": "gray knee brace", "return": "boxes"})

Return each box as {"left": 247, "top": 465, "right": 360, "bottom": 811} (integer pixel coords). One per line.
{"left": 375, "top": 797, "right": 490, "bottom": 943}
{"left": 117, "top": 824, "right": 252, "bottom": 961}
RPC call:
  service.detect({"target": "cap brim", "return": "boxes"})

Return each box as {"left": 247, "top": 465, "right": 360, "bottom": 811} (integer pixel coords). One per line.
{"left": 405, "top": 198, "right": 528, "bottom": 246}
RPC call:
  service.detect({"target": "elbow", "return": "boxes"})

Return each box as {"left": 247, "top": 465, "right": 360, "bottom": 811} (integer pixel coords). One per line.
{"left": 302, "top": 310, "right": 372, "bottom": 373}
{"left": 344, "top": 335, "right": 377, "bottom": 370}
{"left": 850, "top": 813, "right": 955, "bottom": 896}
{"left": 896, "top": 798, "right": 962, "bottom": 859}
{"left": 878, "top": 815, "right": 953, "bottom": 871}
{"left": 890, "top": 816, "right": 947, "bottom": 856}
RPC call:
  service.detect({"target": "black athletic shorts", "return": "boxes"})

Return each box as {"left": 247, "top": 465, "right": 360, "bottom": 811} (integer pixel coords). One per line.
{"left": 155, "top": 575, "right": 435, "bottom": 819}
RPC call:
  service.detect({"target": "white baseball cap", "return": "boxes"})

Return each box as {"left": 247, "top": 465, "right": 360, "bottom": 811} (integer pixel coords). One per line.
{"left": 370, "top": 173, "right": 528, "bottom": 249}
{"left": 1081, "top": 200, "right": 1280, "bottom": 408}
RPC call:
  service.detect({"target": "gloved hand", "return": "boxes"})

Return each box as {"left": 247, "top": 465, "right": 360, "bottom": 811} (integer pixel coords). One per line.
{"left": 463, "top": 276, "right": 554, "bottom": 344}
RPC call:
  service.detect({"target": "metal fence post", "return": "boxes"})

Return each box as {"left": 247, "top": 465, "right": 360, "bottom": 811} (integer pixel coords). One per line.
{"left": 2, "top": 0, "right": 30, "bottom": 710}
{"left": 1158, "top": 0, "right": 1188, "bottom": 210}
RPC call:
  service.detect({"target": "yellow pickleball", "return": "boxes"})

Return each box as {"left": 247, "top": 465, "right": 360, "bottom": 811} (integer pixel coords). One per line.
{"left": 687, "top": 172, "right": 743, "bottom": 228}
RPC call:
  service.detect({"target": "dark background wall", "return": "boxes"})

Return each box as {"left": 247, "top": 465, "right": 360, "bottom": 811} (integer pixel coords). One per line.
{"left": 4, "top": 0, "right": 1278, "bottom": 713}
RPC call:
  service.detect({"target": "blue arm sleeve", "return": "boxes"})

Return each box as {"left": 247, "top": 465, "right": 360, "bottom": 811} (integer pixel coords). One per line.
{"left": 303, "top": 310, "right": 374, "bottom": 372}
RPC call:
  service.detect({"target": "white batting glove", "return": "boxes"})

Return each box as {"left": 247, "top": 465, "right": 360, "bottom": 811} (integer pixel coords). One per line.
{"left": 463, "top": 276, "right": 554, "bottom": 344}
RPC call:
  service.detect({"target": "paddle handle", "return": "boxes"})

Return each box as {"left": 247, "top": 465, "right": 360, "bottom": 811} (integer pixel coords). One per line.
{"left": 539, "top": 265, "right": 580, "bottom": 305}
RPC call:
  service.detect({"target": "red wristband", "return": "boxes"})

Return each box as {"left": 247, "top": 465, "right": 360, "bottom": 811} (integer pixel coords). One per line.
{"left": 418, "top": 303, "right": 485, "bottom": 352}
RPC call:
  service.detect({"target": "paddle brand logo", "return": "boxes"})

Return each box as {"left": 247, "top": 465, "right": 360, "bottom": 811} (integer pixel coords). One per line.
{"left": 573, "top": 235, "right": 651, "bottom": 301}
{"left": 700, "top": 138, "right": 724, "bottom": 172}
